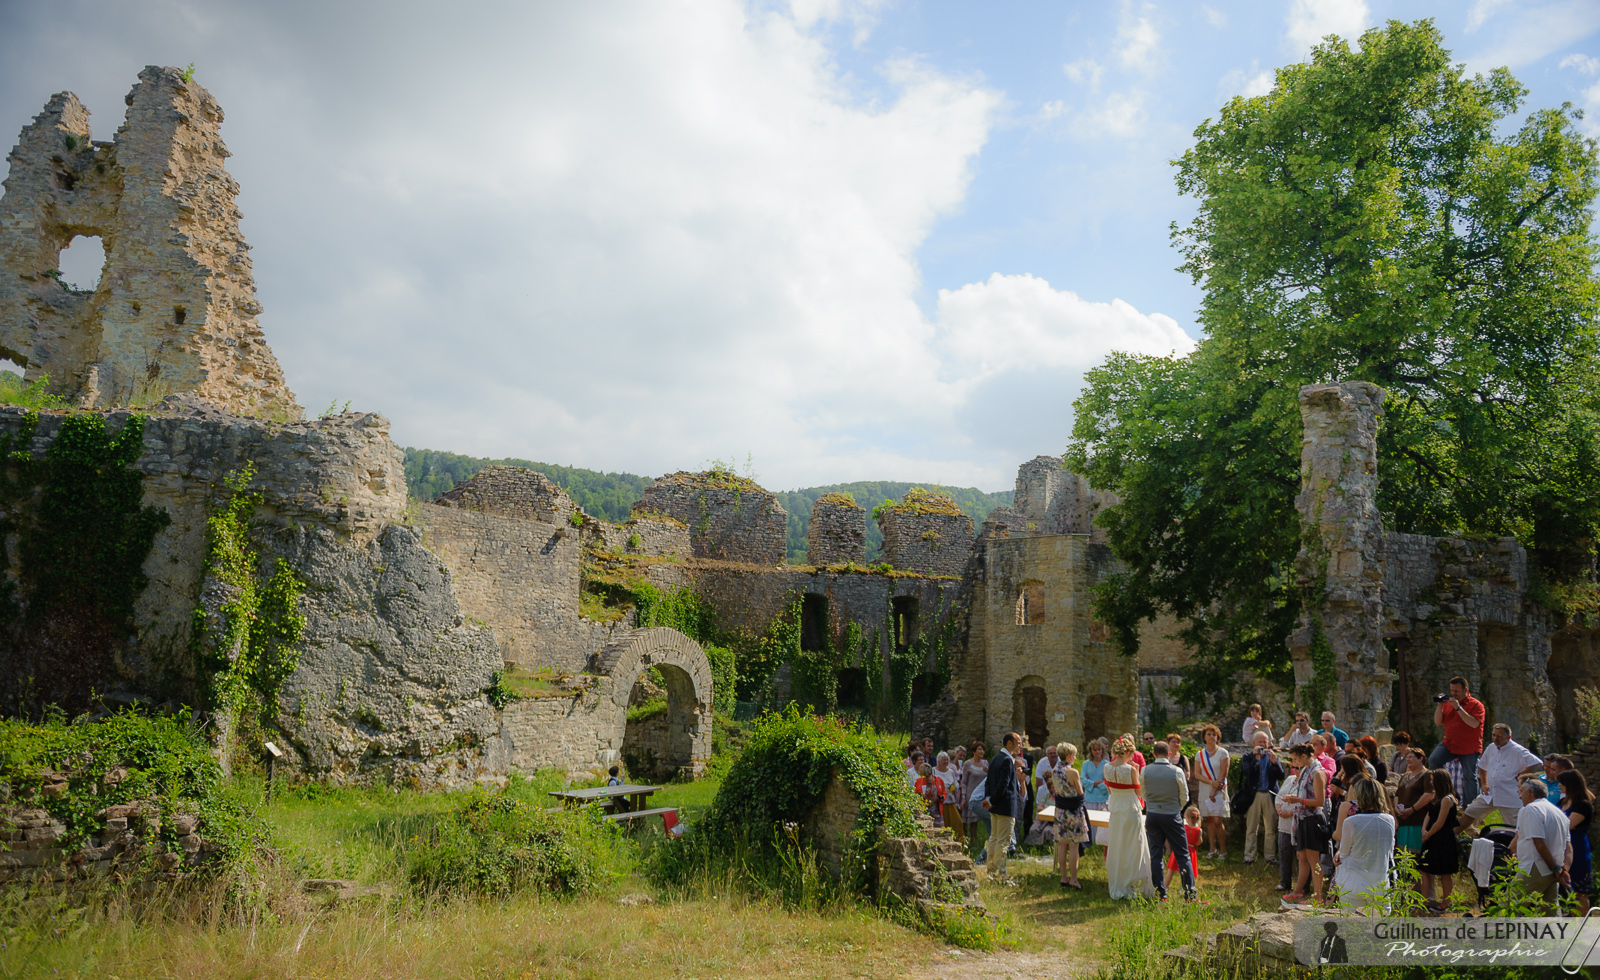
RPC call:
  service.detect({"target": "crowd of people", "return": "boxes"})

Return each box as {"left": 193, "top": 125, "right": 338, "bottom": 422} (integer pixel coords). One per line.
{"left": 902, "top": 674, "right": 1595, "bottom": 913}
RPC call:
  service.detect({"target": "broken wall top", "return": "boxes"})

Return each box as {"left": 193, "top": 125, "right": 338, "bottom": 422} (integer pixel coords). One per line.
{"left": 0, "top": 66, "right": 299, "bottom": 417}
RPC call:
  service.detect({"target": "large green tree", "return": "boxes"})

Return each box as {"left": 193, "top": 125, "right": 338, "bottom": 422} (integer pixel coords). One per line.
{"left": 1068, "top": 20, "right": 1600, "bottom": 706}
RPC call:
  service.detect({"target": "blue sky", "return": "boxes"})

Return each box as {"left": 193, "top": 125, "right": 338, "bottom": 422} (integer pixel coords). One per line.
{"left": 2, "top": 1, "right": 1597, "bottom": 490}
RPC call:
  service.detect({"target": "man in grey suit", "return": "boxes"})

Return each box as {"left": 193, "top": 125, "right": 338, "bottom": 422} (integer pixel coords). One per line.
{"left": 1142, "top": 740, "right": 1196, "bottom": 901}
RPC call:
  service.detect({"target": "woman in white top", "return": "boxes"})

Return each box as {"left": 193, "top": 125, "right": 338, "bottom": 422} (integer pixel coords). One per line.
{"left": 1103, "top": 734, "right": 1153, "bottom": 899}
{"left": 1196, "top": 724, "right": 1231, "bottom": 859}
{"left": 1333, "top": 776, "right": 1396, "bottom": 911}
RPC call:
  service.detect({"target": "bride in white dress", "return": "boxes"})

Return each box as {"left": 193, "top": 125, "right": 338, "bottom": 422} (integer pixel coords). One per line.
{"left": 1104, "top": 734, "right": 1154, "bottom": 899}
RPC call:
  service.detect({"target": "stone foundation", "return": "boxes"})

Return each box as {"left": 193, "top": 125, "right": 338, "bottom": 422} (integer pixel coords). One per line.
{"left": 0, "top": 802, "right": 209, "bottom": 884}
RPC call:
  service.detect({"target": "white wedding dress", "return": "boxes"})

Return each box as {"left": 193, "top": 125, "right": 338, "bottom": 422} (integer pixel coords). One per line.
{"left": 1104, "top": 762, "right": 1153, "bottom": 899}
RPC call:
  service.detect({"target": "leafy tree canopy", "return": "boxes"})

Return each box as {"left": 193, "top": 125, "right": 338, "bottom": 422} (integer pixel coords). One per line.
{"left": 1068, "top": 20, "right": 1600, "bottom": 708}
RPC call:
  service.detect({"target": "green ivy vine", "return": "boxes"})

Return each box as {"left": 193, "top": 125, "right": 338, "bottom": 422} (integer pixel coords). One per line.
{"left": 0, "top": 412, "right": 171, "bottom": 715}
{"left": 198, "top": 464, "right": 306, "bottom": 722}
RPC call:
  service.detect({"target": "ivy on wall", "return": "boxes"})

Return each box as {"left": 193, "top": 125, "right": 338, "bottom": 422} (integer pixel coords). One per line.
{"left": 0, "top": 412, "right": 172, "bottom": 715}
{"left": 197, "top": 464, "right": 305, "bottom": 728}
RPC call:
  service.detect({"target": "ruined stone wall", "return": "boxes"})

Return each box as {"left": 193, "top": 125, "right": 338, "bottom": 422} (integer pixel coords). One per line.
{"left": 807, "top": 493, "right": 865, "bottom": 566}
{"left": 0, "top": 67, "right": 297, "bottom": 416}
{"left": 411, "top": 504, "right": 625, "bottom": 671}
{"left": 877, "top": 495, "right": 973, "bottom": 578}
{"left": 1290, "top": 382, "right": 1392, "bottom": 734}
{"left": 0, "top": 803, "right": 210, "bottom": 884}
{"left": 960, "top": 533, "right": 1137, "bottom": 751}
{"left": 0, "top": 399, "right": 407, "bottom": 714}
{"left": 1379, "top": 532, "right": 1555, "bottom": 748}
{"left": 584, "top": 514, "right": 691, "bottom": 558}
{"left": 689, "top": 563, "right": 961, "bottom": 660}
{"left": 1012, "top": 455, "right": 1114, "bottom": 543}
{"left": 433, "top": 465, "right": 580, "bottom": 526}
{"left": 634, "top": 472, "right": 786, "bottom": 565}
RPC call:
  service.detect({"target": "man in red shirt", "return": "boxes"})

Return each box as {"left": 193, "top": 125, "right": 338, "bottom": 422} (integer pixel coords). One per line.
{"left": 1429, "top": 675, "right": 1486, "bottom": 806}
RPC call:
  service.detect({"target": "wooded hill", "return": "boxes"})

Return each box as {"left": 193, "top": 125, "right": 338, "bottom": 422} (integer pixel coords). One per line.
{"left": 403, "top": 449, "right": 1012, "bottom": 563}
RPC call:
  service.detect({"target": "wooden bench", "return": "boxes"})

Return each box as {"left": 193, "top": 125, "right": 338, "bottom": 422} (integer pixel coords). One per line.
{"left": 603, "top": 806, "right": 677, "bottom": 825}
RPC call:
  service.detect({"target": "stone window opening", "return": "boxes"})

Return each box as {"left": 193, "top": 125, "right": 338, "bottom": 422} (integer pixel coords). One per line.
{"left": 912, "top": 670, "right": 940, "bottom": 708}
{"left": 891, "top": 596, "right": 918, "bottom": 652}
{"left": 1015, "top": 583, "right": 1045, "bottom": 625}
{"left": 837, "top": 667, "right": 867, "bottom": 708}
{"left": 172, "top": 305, "right": 187, "bottom": 325}
{"left": 56, "top": 234, "right": 105, "bottom": 292}
{"left": 800, "top": 593, "right": 828, "bottom": 652}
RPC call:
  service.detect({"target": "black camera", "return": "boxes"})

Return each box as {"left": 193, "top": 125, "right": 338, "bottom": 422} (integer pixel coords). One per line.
{"left": 1433, "top": 693, "right": 1452, "bottom": 703}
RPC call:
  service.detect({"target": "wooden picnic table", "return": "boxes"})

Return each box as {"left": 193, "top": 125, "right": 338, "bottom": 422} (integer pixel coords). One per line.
{"left": 549, "top": 783, "right": 662, "bottom": 814}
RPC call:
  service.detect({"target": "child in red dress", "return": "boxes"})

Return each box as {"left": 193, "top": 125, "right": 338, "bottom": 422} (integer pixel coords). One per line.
{"left": 1165, "top": 805, "right": 1202, "bottom": 894}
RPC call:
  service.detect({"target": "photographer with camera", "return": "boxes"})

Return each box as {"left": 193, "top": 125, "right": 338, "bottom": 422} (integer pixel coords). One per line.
{"left": 1428, "top": 675, "right": 1485, "bottom": 806}
{"left": 1234, "top": 731, "right": 1284, "bottom": 866}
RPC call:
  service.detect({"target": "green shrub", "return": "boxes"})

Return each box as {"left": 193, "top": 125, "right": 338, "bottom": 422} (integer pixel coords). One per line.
{"left": 0, "top": 710, "right": 270, "bottom": 869}
{"left": 653, "top": 708, "right": 922, "bottom": 895}
{"left": 406, "top": 792, "right": 630, "bottom": 897}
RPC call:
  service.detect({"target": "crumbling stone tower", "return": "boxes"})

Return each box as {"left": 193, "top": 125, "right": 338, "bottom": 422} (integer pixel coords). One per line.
{"left": 1290, "top": 381, "right": 1393, "bottom": 734}
{"left": 0, "top": 66, "right": 299, "bottom": 416}
{"left": 806, "top": 493, "right": 866, "bottom": 565}
{"left": 877, "top": 489, "right": 973, "bottom": 577}
{"left": 634, "top": 471, "right": 787, "bottom": 565}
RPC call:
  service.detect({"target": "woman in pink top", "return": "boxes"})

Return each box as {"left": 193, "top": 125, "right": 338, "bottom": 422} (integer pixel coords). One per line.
{"left": 1312, "top": 734, "right": 1337, "bottom": 777}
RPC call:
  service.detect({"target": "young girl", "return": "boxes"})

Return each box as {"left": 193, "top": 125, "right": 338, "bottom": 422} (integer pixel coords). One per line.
{"left": 1166, "top": 806, "right": 1203, "bottom": 894}
{"left": 1418, "top": 769, "right": 1459, "bottom": 910}
{"left": 914, "top": 763, "right": 945, "bottom": 823}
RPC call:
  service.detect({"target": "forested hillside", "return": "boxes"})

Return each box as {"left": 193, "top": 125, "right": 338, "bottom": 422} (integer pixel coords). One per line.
{"left": 403, "top": 449, "right": 1012, "bottom": 561}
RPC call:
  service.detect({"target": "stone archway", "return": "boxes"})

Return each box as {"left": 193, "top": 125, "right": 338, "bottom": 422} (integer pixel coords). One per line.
{"left": 1011, "top": 674, "right": 1050, "bottom": 750}
{"left": 594, "top": 628, "right": 713, "bottom": 780}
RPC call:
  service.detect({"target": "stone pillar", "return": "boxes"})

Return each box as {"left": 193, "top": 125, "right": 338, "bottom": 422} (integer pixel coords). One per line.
{"left": 806, "top": 493, "right": 865, "bottom": 565}
{"left": 1291, "top": 381, "right": 1393, "bottom": 734}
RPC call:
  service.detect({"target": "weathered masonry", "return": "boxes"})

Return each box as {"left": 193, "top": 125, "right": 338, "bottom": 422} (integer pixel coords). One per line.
{"left": 0, "top": 67, "right": 299, "bottom": 417}
{"left": 1291, "top": 381, "right": 1564, "bottom": 748}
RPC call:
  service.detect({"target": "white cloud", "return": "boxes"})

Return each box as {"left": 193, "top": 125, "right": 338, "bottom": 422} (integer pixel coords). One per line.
{"left": 934, "top": 274, "right": 1194, "bottom": 457}
{"left": 1561, "top": 53, "right": 1600, "bottom": 74}
{"left": 1202, "top": 5, "right": 1228, "bottom": 28}
{"left": 1116, "top": 11, "right": 1160, "bottom": 73}
{"left": 1466, "top": 0, "right": 1515, "bottom": 32}
{"left": 1038, "top": 99, "right": 1067, "bottom": 121}
{"left": 1219, "top": 67, "right": 1275, "bottom": 100}
{"left": 1580, "top": 80, "right": 1600, "bottom": 138}
{"left": 937, "top": 273, "right": 1195, "bottom": 374}
{"left": 1461, "top": 1, "right": 1600, "bottom": 72}
{"left": 1285, "top": 0, "right": 1370, "bottom": 55}
{"left": 1074, "top": 91, "right": 1147, "bottom": 138}
{"left": 1063, "top": 58, "right": 1105, "bottom": 91}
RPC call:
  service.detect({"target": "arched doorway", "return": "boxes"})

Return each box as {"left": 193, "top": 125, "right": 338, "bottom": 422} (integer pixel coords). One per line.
{"left": 1011, "top": 674, "right": 1049, "bottom": 750}
{"left": 595, "top": 628, "right": 713, "bottom": 781}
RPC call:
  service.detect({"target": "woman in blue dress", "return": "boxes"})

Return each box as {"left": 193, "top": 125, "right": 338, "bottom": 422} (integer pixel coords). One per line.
{"left": 1080, "top": 737, "right": 1110, "bottom": 852}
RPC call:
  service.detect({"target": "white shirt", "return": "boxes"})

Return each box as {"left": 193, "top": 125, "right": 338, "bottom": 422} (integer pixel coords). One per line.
{"left": 1478, "top": 740, "right": 1541, "bottom": 807}
{"left": 1515, "top": 798, "right": 1570, "bottom": 875}
{"left": 1034, "top": 756, "right": 1056, "bottom": 788}
{"left": 1281, "top": 727, "right": 1314, "bottom": 749}
{"left": 1242, "top": 717, "right": 1270, "bottom": 743}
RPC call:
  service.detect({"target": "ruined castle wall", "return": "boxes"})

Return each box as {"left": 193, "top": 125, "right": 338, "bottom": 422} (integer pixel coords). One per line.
{"left": 585, "top": 515, "right": 691, "bottom": 558}
{"left": 0, "top": 67, "right": 297, "bottom": 416}
{"left": 963, "top": 534, "right": 1137, "bottom": 751}
{"left": 878, "top": 509, "right": 973, "bottom": 577}
{"left": 806, "top": 494, "right": 865, "bottom": 566}
{"left": 1379, "top": 531, "right": 1554, "bottom": 748}
{"left": 690, "top": 563, "right": 960, "bottom": 644}
{"left": 433, "top": 465, "right": 580, "bottom": 526}
{"left": 634, "top": 473, "right": 787, "bottom": 565}
{"left": 1291, "top": 382, "right": 1392, "bottom": 734}
{"left": 412, "top": 504, "right": 627, "bottom": 671}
